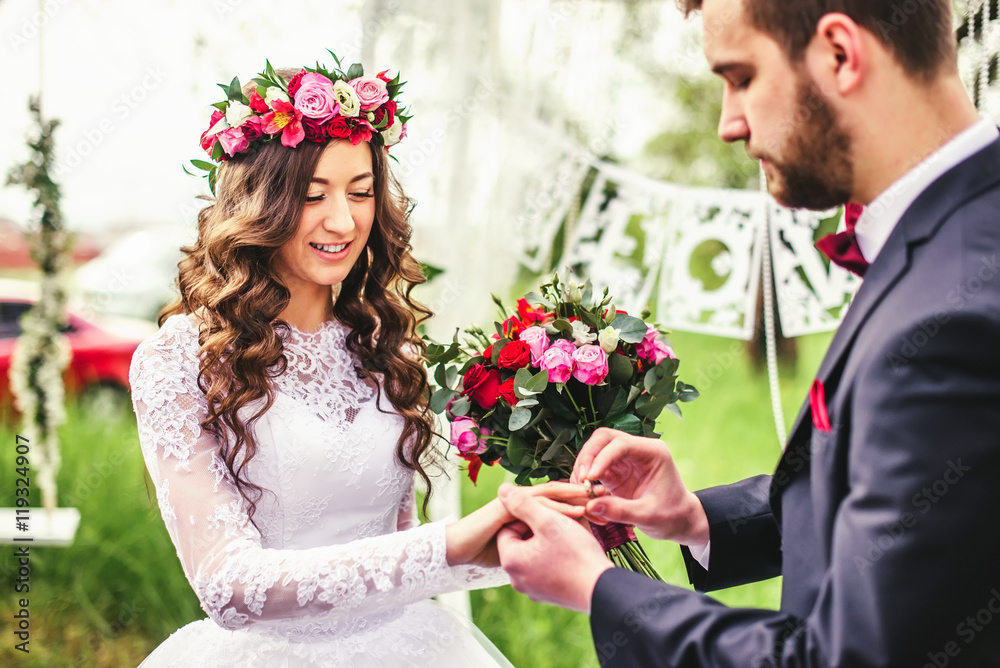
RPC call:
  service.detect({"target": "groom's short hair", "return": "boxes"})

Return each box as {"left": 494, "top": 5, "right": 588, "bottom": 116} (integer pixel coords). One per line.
{"left": 680, "top": 0, "right": 956, "bottom": 82}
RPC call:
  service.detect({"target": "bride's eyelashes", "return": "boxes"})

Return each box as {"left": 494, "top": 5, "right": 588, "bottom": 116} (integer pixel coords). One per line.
{"left": 304, "top": 191, "right": 374, "bottom": 203}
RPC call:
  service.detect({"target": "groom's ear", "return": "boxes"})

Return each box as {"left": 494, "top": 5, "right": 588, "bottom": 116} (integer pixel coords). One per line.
{"left": 807, "top": 13, "right": 867, "bottom": 99}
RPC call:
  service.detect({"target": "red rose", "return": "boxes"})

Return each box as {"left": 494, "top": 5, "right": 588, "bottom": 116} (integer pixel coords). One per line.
{"left": 462, "top": 364, "right": 502, "bottom": 410}
{"left": 483, "top": 344, "right": 494, "bottom": 361}
{"left": 372, "top": 100, "right": 397, "bottom": 129}
{"left": 242, "top": 116, "right": 264, "bottom": 142}
{"left": 502, "top": 315, "right": 526, "bottom": 339}
{"left": 498, "top": 340, "right": 531, "bottom": 370}
{"left": 248, "top": 89, "right": 269, "bottom": 113}
{"left": 287, "top": 70, "right": 307, "bottom": 97}
{"left": 326, "top": 117, "right": 352, "bottom": 139}
{"left": 376, "top": 69, "right": 392, "bottom": 83}
{"left": 498, "top": 378, "right": 518, "bottom": 406}
{"left": 302, "top": 118, "right": 326, "bottom": 144}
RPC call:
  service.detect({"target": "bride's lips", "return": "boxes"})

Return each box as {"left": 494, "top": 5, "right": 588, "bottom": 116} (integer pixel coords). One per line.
{"left": 309, "top": 240, "right": 352, "bottom": 261}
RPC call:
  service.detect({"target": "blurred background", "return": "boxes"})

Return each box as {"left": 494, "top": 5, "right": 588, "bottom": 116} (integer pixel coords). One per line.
{"left": 0, "top": 0, "right": 996, "bottom": 666}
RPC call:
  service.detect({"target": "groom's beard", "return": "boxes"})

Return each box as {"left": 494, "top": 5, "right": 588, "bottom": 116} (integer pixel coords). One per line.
{"left": 758, "top": 77, "right": 854, "bottom": 211}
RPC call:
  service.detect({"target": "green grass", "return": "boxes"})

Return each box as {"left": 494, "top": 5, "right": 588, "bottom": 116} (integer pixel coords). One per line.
{"left": 0, "top": 330, "right": 832, "bottom": 667}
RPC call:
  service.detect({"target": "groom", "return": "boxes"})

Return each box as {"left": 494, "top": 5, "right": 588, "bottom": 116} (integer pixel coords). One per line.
{"left": 497, "top": 0, "right": 1000, "bottom": 665}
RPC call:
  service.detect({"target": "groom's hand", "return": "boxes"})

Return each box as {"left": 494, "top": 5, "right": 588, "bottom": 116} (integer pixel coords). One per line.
{"left": 572, "top": 428, "right": 709, "bottom": 546}
{"left": 496, "top": 483, "right": 613, "bottom": 614}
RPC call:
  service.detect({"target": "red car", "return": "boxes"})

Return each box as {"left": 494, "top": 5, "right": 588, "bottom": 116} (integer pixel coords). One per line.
{"left": 0, "top": 279, "right": 156, "bottom": 410}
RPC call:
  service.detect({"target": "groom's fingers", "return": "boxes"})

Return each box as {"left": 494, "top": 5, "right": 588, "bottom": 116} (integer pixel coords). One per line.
{"left": 585, "top": 494, "right": 645, "bottom": 528}
{"left": 573, "top": 427, "right": 620, "bottom": 482}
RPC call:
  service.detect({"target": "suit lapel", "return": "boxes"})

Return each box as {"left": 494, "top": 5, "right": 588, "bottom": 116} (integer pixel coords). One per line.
{"left": 774, "top": 135, "right": 1000, "bottom": 511}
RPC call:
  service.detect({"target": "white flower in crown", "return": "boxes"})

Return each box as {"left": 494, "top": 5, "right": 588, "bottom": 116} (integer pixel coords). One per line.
{"left": 333, "top": 80, "right": 361, "bottom": 117}
{"left": 225, "top": 101, "right": 254, "bottom": 128}
{"left": 382, "top": 118, "right": 404, "bottom": 147}
{"left": 264, "top": 87, "right": 290, "bottom": 107}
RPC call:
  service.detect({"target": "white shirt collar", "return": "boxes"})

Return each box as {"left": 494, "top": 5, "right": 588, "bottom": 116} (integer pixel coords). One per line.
{"left": 855, "top": 116, "right": 999, "bottom": 264}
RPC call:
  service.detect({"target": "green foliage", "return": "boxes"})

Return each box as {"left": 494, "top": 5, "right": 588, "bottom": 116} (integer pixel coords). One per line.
{"left": 643, "top": 75, "right": 760, "bottom": 190}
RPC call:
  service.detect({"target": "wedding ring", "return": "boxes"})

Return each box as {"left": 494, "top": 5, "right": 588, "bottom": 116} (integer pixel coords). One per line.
{"left": 584, "top": 480, "right": 596, "bottom": 499}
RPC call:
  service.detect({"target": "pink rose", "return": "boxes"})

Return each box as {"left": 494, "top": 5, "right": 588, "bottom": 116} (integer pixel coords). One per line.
{"left": 572, "top": 345, "right": 609, "bottom": 385}
{"left": 634, "top": 324, "right": 660, "bottom": 362}
{"left": 293, "top": 72, "right": 341, "bottom": 123}
{"left": 349, "top": 76, "right": 390, "bottom": 111}
{"left": 539, "top": 346, "right": 575, "bottom": 384}
{"left": 218, "top": 126, "right": 249, "bottom": 156}
{"left": 549, "top": 339, "right": 576, "bottom": 355}
{"left": 519, "top": 326, "right": 550, "bottom": 366}
{"left": 650, "top": 340, "right": 675, "bottom": 365}
{"left": 450, "top": 417, "right": 489, "bottom": 456}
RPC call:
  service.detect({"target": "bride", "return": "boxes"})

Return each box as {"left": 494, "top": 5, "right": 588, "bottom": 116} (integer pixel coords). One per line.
{"left": 129, "top": 54, "right": 580, "bottom": 667}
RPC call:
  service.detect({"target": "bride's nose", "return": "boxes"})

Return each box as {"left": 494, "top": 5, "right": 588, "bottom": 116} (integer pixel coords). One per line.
{"left": 320, "top": 194, "right": 356, "bottom": 234}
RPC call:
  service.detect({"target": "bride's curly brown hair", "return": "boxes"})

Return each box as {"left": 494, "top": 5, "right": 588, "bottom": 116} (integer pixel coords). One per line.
{"left": 160, "top": 134, "right": 438, "bottom": 526}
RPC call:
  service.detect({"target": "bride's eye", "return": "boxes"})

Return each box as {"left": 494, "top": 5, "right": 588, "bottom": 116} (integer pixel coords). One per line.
{"left": 351, "top": 191, "right": 375, "bottom": 200}
{"left": 305, "top": 194, "right": 325, "bottom": 202}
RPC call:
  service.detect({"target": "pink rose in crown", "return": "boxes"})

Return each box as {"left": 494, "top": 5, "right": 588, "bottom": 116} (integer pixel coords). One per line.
{"left": 572, "top": 345, "right": 609, "bottom": 385}
{"left": 519, "top": 326, "right": 550, "bottom": 366}
{"left": 350, "top": 76, "right": 390, "bottom": 111}
{"left": 218, "top": 126, "right": 249, "bottom": 156}
{"left": 451, "top": 417, "right": 490, "bottom": 456}
{"left": 293, "top": 73, "right": 341, "bottom": 123}
{"left": 539, "top": 346, "right": 575, "bottom": 384}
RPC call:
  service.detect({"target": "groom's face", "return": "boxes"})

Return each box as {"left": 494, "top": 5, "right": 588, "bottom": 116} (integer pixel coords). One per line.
{"left": 702, "top": 0, "right": 853, "bottom": 209}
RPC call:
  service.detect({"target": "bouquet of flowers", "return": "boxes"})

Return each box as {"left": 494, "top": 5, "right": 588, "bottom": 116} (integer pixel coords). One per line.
{"left": 424, "top": 274, "right": 699, "bottom": 578}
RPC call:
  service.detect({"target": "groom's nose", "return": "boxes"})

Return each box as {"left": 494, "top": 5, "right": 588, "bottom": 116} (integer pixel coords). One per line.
{"left": 718, "top": 89, "right": 749, "bottom": 144}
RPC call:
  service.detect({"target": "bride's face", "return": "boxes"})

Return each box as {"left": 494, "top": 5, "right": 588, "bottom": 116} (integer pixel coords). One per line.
{"left": 275, "top": 140, "right": 376, "bottom": 291}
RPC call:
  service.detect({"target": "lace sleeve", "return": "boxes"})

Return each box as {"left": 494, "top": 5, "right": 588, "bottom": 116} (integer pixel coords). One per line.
{"left": 130, "top": 316, "right": 505, "bottom": 631}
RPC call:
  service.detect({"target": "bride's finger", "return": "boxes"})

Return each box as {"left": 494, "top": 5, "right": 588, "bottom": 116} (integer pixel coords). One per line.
{"left": 536, "top": 497, "right": 586, "bottom": 519}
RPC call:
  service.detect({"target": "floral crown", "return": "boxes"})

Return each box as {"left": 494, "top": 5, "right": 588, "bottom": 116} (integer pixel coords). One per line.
{"left": 188, "top": 50, "right": 411, "bottom": 193}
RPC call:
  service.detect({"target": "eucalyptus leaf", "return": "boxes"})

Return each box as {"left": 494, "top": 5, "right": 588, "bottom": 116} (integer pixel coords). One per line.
{"left": 614, "top": 314, "right": 648, "bottom": 344}
{"left": 552, "top": 319, "right": 574, "bottom": 336}
{"left": 525, "top": 369, "right": 550, "bottom": 394}
{"left": 516, "top": 397, "right": 539, "bottom": 408}
{"left": 665, "top": 403, "right": 684, "bottom": 420}
{"left": 434, "top": 364, "right": 448, "bottom": 389}
{"left": 450, "top": 396, "right": 471, "bottom": 417}
{"left": 509, "top": 406, "right": 533, "bottom": 431}
{"left": 677, "top": 382, "right": 700, "bottom": 402}
{"left": 514, "top": 368, "right": 534, "bottom": 399}
{"left": 190, "top": 159, "right": 215, "bottom": 172}
{"left": 644, "top": 369, "right": 659, "bottom": 393}
{"left": 429, "top": 388, "right": 457, "bottom": 414}
{"left": 515, "top": 470, "right": 534, "bottom": 485}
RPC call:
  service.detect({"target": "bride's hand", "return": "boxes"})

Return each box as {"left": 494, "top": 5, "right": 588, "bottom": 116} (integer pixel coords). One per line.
{"left": 445, "top": 482, "right": 593, "bottom": 568}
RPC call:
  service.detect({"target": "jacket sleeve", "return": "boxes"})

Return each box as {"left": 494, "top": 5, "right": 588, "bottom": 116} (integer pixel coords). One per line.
{"left": 591, "top": 311, "right": 1000, "bottom": 667}
{"left": 680, "top": 474, "right": 782, "bottom": 592}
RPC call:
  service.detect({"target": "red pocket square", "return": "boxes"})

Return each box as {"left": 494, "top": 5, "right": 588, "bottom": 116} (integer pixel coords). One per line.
{"left": 810, "top": 379, "right": 832, "bottom": 433}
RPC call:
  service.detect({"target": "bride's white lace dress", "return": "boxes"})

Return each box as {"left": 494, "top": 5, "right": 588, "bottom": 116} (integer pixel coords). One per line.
{"left": 129, "top": 313, "right": 513, "bottom": 667}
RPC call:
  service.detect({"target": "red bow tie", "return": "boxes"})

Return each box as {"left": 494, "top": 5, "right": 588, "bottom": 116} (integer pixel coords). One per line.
{"left": 815, "top": 203, "right": 869, "bottom": 277}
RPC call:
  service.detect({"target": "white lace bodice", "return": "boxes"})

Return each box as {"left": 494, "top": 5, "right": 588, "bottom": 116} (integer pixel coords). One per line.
{"left": 130, "top": 313, "right": 506, "bottom": 639}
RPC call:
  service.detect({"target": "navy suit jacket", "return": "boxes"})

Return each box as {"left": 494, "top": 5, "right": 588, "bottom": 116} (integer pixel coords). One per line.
{"left": 590, "top": 136, "right": 1000, "bottom": 667}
